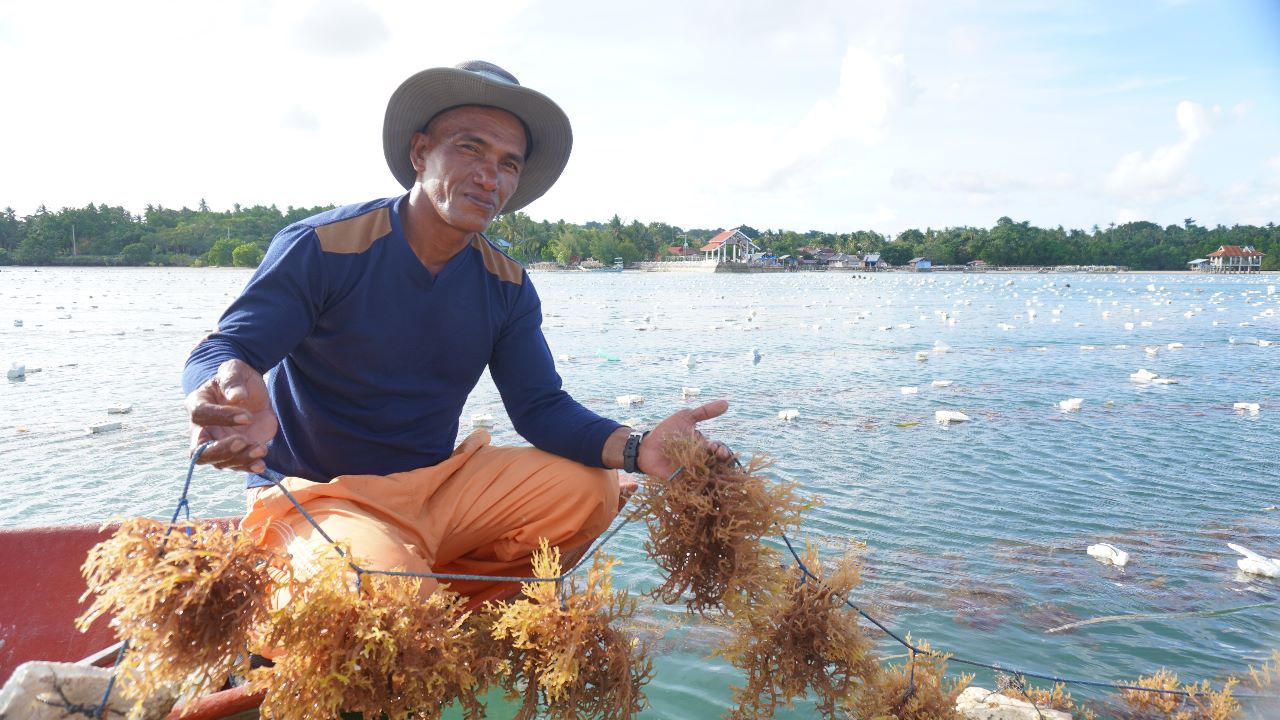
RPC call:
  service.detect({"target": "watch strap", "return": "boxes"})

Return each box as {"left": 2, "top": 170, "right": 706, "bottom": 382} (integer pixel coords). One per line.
{"left": 622, "top": 430, "right": 649, "bottom": 474}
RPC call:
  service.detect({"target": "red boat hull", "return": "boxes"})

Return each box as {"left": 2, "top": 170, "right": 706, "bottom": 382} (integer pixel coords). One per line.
{"left": 0, "top": 522, "right": 121, "bottom": 683}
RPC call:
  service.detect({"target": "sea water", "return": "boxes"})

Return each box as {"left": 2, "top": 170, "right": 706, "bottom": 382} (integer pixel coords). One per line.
{"left": 2, "top": 267, "right": 1278, "bottom": 716}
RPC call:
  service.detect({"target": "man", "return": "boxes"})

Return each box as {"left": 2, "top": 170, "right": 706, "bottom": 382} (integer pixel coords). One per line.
{"left": 183, "top": 61, "right": 731, "bottom": 605}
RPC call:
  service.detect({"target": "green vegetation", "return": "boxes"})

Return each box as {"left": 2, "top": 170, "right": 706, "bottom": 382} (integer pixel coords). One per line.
{"left": 0, "top": 201, "right": 331, "bottom": 268}
{"left": 0, "top": 202, "right": 1275, "bottom": 270}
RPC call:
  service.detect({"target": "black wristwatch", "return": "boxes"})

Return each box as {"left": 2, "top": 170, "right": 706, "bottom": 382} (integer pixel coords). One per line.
{"left": 622, "top": 430, "right": 649, "bottom": 474}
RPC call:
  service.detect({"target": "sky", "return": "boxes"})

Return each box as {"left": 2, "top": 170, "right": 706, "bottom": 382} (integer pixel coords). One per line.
{"left": 1, "top": 0, "right": 1278, "bottom": 236}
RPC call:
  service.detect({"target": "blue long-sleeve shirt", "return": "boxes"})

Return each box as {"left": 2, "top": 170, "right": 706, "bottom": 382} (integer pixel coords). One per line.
{"left": 183, "top": 195, "right": 621, "bottom": 488}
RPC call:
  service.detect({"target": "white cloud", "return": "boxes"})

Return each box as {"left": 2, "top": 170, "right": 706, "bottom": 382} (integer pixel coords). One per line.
{"left": 819, "top": 47, "right": 920, "bottom": 145}
{"left": 1257, "top": 153, "right": 1280, "bottom": 212}
{"left": 891, "top": 169, "right": 1073, "bottom": 196}
{"left": 1104, "top": 100, "right": 1219, "bottom": 197}
{"left": 282, "top": 106, "right": 321, "bottom": 132}
{"left": 947, "top": 24, "right": 989, "bottom": 55}
{"left": 287, "top": 0, "right": 390, "bottom": 56}
{"left": 1115, "top": 207, "right": 1149, "bottom": 224}
{"left": 1267, "top": 153, "right": 1280, "bottom": 179}
{"left": 737, "top": 46, "right": 920, "bottom": 190}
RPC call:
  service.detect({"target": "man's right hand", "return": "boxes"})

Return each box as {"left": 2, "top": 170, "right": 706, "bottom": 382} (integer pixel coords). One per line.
{"left": 185, "top": 359, "right": 278, "bottom": 474}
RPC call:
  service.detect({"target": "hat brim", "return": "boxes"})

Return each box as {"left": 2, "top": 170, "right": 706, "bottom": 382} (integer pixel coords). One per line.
{"left": 383, "top": 67, "right": 572, "bottom": 214}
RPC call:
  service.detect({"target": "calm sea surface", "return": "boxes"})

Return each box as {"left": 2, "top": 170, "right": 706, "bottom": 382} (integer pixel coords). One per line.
{"left": 2, "top": 266, "right": 1278, "bottom": 717}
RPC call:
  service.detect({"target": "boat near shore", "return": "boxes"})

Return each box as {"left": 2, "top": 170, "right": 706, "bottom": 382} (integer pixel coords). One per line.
{"left": 579, "top": 257, "right": 625, "bottom": 272}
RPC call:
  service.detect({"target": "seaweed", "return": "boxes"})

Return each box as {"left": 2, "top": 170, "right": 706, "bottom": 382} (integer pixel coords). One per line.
{"left": 717, "top": 543, "right": 877, "bottom": 719}
{"left": 1115, "top": 669, "right": 1241, "bottom": 720}
{"left": 1245, "top": 651, "right": 1280, "bottom": 690}
{"left": 250, "top": 548, "right": 503, "bottom": 720}
{"left": 630, "top": 435, "right": 813, "bottom": 614}
{"left": 844, "top": 638, "right": 971, "bottom": 720}
{"left": 489, "top": 539, "right": 653, "bottom": 720}
{"left": 77, "top": 517, "right": 289, "bottom": 714}
{"left": 998, "top": 681, "right": 1097, "bottom": 720}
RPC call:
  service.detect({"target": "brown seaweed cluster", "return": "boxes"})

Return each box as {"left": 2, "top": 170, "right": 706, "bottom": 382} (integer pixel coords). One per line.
{"left": 630, "top": 435, "right": 813, "bottom": 613}
{"left": 77, "top": 517, "right": 289, "bottom": 711}
{"left": 489, "top": 540, "right": 654, "bottom": 720}
{"left": 719, "top": 544, "right": 970, "bottom": 720}
{"left": 999, "top": 681, "right": 1096, "bottom": 720}
{"left": 845, "top": 639, "right": 971, "bottom": 720}
{"left": 718, "top": 543, "right": 877, "bottom": 718}
{"left": 1247, "top": 651, "right": 1280, "bottom": 691}
{"left": 1115, "top": 669, "right": 1241, "bottom": 720}
{"left": 249, "top": 550, "right": 503, "bottom": 720}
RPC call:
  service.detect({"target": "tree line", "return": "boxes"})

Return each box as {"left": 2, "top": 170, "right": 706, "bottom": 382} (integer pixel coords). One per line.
{"left": 1, "top": 202, "right": 1276, "bottom": 271}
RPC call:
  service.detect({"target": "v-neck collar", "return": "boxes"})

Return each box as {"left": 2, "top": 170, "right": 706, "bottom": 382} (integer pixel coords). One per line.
{"left": 391, "top": 196, "right": 476, "bottom": 287}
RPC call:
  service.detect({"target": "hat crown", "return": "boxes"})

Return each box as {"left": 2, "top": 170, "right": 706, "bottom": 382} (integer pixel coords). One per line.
{"left": 455, "top": 60, "right": 520, "bottom": 86}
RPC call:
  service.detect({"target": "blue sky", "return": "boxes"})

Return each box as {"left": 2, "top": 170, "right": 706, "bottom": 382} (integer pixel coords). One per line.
{"left": 1, "top": 0, "right": 1276, "bottom": 235}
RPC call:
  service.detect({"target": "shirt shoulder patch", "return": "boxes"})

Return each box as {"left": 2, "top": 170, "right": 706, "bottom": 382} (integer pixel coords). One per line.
{"left": 471, "top": 235, "right": 524, "bottom": 285}
{"left": 314, "top": 207, "right": 393, "bottom": 254}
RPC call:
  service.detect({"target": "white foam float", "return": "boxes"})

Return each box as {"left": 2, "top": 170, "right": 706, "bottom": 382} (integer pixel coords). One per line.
{"left": 1229, "top": 543, "right": 1280, "bottom": 578}
{"left": 934, "top": 410, "right": 970, "bottom": 424}
{"left": 1057, "top": 398, "right": 1084, "bottom": 412}
{"left": 616, "top": 394, "right": 645, "bottom": 407}
{"left": 1087, "top": 543, "right": 1129, "bottom": 567}
{"left": 777, "top": 408, "right": 800, "bottom": 421}
{"left": 470, "top": 413, "right": 495, "bottom": 429}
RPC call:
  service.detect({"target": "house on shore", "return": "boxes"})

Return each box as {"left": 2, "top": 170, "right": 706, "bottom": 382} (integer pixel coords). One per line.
{"left": 1204, "top": 245, "right": 1265, "bottom": 272}
{"left": 863, "top": 253, "right": 881, "bottom": 270}
{"left": 701, "top": 228, "right": 760, "bottom": 263}
{"left": 827, "top": 253, "right": 862, "bottom": 269}
{"left": 907, "top": 257, "right": 933, "bottom": 272}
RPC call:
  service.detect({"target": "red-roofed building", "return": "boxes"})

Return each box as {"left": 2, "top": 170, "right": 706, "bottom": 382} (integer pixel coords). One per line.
{"left": 1206, "top": 245, "right": 1265, "bottom": 272}
{"left": 700, "top": 228, "right": 759, "bottom": 262}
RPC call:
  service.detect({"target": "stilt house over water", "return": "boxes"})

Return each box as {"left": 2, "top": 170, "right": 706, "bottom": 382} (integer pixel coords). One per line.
{"left": 1204, "top": 245, "right": 1265, "bottom": 272}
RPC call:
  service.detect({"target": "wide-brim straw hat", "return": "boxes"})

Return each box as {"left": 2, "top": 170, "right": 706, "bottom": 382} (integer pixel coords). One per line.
{"left": 383, "top": 60, "right": 572, "bottom": 214}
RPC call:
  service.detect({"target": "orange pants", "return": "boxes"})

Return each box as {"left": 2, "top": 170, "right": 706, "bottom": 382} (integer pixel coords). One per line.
{"left": 241, "top": 429, "right": 621, "bottom": 608}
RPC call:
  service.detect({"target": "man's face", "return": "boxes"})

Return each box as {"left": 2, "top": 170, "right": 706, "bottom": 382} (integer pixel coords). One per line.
{"left": 410, "top": 105, "right": 527, "bottom": 233}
